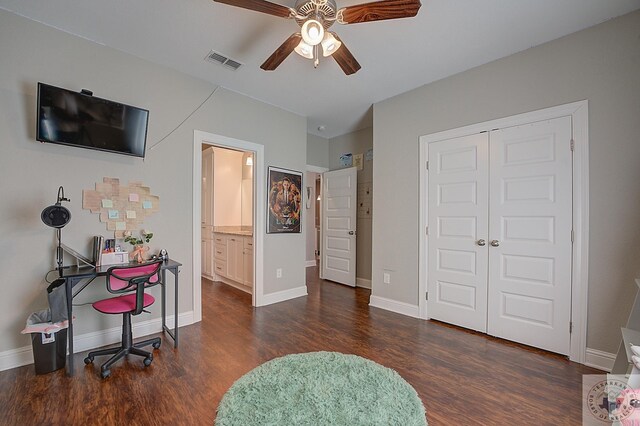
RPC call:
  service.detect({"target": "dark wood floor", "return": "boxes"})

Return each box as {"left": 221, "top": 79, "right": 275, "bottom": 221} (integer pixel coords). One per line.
{"left": 0, "top": 267, "right": 600, "bottom": 425}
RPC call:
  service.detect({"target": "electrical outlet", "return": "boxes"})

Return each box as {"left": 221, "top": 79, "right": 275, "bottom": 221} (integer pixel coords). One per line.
{"left": 383, "top": 272, "right": 391, "bottom": 284}
{"left": 276, "top": 268, "right": 282, "bottom": 278}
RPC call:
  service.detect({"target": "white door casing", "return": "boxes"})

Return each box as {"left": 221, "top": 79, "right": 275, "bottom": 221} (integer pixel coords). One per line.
{"left": 193, "top": 130, "right": 265, "bottom": 318}
{"left": 322, "top": 167, "right": 357, "bottom": 287}
{"left": 427, "top": 133, "right": 489, "bottom": 332}
{"left": 487, "top": 117, "right": 573, "bottom": 355}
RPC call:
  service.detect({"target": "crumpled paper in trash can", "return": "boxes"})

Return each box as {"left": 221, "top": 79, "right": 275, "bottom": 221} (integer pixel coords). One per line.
{"left": 21, "top": 309, "right": 71, "bottom": 334}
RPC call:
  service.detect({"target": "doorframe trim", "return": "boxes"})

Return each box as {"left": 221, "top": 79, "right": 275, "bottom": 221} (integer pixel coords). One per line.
{"left": 306, "top": 165, "right": 329, "bottom": 278}
{"left": 418, "top": 100, "right": 589, "bottom": 363}
{"left": 306, "top": 165, "right": 329, "bottom": 174}
{"left": 193, "top": 130, "right": 266, "bottom": 322}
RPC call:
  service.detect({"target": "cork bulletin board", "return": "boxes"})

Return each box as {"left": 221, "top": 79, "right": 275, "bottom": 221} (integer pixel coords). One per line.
{"left": 83, "top": 177, "right": 159, "bottom": 237}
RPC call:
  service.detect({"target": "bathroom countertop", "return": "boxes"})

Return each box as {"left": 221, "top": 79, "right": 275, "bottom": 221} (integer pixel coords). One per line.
{"left": 213, "top": 226, "right": 253, "bottom": 237}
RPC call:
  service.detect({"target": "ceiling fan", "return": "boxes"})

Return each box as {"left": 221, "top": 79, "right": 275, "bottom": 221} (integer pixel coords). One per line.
{"left": 212, "top": 0, "right": 421, "bottom": 75}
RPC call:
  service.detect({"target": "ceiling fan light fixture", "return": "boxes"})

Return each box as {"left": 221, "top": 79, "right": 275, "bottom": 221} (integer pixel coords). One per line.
{"left": 301, "top": 19, "right": 325, "bottom": 46}
{"left": 294, "top": 39, "right": 314, "bottom": 59}
{"left": 321, "top": 32, "right": 341, "bottom": 57}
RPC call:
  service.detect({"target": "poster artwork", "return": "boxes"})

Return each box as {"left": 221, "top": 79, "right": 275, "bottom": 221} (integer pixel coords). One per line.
{"left": 267, "top": 167, "right": 302, "bottom": 233}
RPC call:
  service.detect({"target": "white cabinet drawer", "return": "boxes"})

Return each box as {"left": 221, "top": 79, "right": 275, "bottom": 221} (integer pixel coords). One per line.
{"left": 214, "top": 234, "right": 226, "bottom": 245}
{"left": 214, "top": 260, "right": 227, "bottom": 277}
{"left": 243, "top": 237, "right": 253, "bottom": 249}
{"left": 214, "top": 244, "right": 227, "bottom": 261}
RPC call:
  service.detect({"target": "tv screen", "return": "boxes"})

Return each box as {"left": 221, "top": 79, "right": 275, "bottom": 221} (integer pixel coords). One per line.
{"left": 36, "top": 83, "right": 149, "bottom": 158}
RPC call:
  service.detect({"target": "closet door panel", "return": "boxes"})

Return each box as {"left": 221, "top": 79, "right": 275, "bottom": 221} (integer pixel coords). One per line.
{"left": 487, "top": 116, "right": 572, "bottom": 355}
{"left": 427, "top": 133, "right": 489, "bottom": 332}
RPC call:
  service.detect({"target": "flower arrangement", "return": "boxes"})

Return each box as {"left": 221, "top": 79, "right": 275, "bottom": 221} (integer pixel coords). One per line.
{"left": 123, "top": 229, "right": 153, "bottom": 246}
{"left": 123, "top": 230, "right": 153, "bottom": 263}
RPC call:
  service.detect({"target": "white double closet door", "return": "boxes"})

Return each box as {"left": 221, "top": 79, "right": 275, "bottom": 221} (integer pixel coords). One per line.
{"left": 427, "top": 116, "right": 573, "bottom": 355}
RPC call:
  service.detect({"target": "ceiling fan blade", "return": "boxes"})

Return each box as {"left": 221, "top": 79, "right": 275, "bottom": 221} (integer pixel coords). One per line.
{"left": 213, "top": 0, "right": 293, "bottom": 19}
{"left": 260, "top": 33, "right": 302, "bottom": 71}
{"left": 331, "top": 34, "right": 361, "bottom": 75}
{"left": 338, "top": 0, "right": 421, "bottom": 24}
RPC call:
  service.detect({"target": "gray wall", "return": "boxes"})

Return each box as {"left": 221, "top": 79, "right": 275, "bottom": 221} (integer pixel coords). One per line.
{"left": 307, "top": 133, "right": 329, "bottom": 169}
{"left": 372, "top": 10, "right": 640, "bottom": 353}
{"left": 329, "top": 127, "right": 373, "bottom": 282}
{"left": 0, "top": 10, "right": 307, "bottom": 354}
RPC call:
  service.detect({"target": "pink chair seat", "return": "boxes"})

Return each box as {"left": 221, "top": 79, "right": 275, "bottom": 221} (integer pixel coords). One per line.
{"left": 93, "top": 293, "right": 155, "bottom": 314}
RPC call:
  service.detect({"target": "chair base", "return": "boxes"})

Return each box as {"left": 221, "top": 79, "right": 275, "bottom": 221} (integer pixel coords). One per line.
{"left": 84, "top": 312, "right": 161, "bottom": 378}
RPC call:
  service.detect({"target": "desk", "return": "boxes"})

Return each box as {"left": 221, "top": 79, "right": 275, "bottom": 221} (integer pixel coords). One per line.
{"left": 60, "top": 259, "right": 181, "bottom": 375}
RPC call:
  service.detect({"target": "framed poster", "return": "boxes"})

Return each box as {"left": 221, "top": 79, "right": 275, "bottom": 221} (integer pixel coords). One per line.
{"left": 267, "top": 166, "right": 303, "bottom": 233}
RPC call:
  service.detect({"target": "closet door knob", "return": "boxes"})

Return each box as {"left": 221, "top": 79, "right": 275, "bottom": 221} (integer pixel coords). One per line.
{"left": 476, "top": 239, "right": 486, "bottom": 246}
{"left": 490, "top": 240, "right": 500, "bottom": 247}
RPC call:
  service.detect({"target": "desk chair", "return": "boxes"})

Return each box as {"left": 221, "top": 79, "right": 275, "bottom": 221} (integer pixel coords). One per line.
{"left": 84, "top": 260, "right": 162, "bottom": 378}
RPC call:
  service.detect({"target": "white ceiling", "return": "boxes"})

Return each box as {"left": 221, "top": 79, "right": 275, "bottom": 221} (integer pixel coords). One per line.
{"left": 2, "top": 0, "right": 639, "bottom": 138}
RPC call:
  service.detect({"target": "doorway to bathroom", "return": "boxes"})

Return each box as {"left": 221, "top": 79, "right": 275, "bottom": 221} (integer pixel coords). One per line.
{"left": 192, "top": 131, "right": 265, "bottom": 322}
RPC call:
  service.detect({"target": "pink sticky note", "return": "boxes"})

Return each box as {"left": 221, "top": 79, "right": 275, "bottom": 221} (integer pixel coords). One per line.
{"left": 129, "top": 193, "right": 139, "bottom": 202}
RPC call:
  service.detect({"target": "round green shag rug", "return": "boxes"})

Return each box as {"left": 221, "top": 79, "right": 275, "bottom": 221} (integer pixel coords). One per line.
{"left": 215, "top": 351, "right": 427, "bottom": 426}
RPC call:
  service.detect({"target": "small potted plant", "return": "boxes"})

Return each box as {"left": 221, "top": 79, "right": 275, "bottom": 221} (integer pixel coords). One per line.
{"left": 124, "top": 229, "right": 153, "bottom": 263}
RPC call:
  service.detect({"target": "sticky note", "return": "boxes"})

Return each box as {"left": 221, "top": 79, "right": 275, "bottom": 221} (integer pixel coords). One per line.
{"left": 102, "top": 199, "right": 113, "bottom": 208}
{"left": 143, "top": 201, "right": 152, "bottom": 209}
{"left": 126, "top": 210, "right": 136, "bottom": 219}
{"left": 129, "top": 193, "right": 139, "bottom": 202}
{"left": 108, "top": 210, "right": 119, "bottom": 219}
{"left": 115, "top": 222, "right": 126, "bottom": 230}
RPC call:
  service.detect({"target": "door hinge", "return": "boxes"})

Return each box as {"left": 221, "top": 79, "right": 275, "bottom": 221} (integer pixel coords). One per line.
{"left": 571, "top": 229, "right": 574, "bottom": 243}
{"left": 570, "top": 139, "right": 575, "bottom": 151}
{"left": 425, "top": 292, "right": 428, "bottom": 301}
{"left": 569, "top": 321, "right": 573, "bottom": 334}
{"left": 425, "top": 161, "right": 429, "bottom": 170}
{"left": 425, "top": 226, "right": 429, "bottom": 236}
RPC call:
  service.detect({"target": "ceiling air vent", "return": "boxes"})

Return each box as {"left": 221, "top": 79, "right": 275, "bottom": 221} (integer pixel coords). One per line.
{"left": 205, "top": 50, "right": 243, "bottom": 71}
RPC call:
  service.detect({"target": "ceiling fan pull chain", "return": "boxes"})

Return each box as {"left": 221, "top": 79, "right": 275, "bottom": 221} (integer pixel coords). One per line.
{"left": 314, "top": 45, "right": 319, "bottom": 68}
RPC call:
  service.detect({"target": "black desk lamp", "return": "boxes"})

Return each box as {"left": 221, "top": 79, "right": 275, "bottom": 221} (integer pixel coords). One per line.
{"left": 41, "top": 186, "right": 71, "bottom": 275}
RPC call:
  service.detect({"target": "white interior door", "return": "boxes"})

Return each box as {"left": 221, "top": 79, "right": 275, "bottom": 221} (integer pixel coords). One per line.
{"left": 321, "top": 167, "right": 357, "bottom": 287}
{"left": 427, "top": 133, "right": 489, "bottom": 332}
{"left": 487, "top": 117, "right": 573, "bottom": 355}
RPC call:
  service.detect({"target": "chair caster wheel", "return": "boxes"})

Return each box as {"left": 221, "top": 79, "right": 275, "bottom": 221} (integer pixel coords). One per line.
{"left": 143, "top": 355, "right": 153, "bottom": 367}
{"left": 101, "top": 369, "right": 111, "bottom": 379}
{"left": 84, "top": 356, "right": 94, "bottom": 365}
{"left": 152, "top": 341, "right": 161, "bottom": 349}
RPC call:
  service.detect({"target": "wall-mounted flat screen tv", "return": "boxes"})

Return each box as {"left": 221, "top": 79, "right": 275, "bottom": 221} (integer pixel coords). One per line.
{"left": 36, "top": 82, "right": 149, "bottom": 158}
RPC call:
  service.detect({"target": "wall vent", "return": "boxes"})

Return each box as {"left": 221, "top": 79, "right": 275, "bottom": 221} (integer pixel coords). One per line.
{"left": 205, "top": 50, "right": 243, "bottom": 71}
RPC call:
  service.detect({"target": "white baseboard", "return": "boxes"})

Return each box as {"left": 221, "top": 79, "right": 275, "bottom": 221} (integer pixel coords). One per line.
{"left": 216, "top": 277, "right": 252, "bottom": 294}
{"left": 356, "top": 278, "right": 371, "bottom": 289}
{"left": 369, "top": 295, "right": 420, "bottom": 319}
{"left": 260, "top": 286, "right": 307, "bottom": 306}
{"left": 305, "top": 260, "right": 317, "bottom": 267}
{"left": 0, "top": 311, "right": 195, "bottom": 372}
{"left": 584, "top": 347, "right": 616, "bottom": 372}
{"left": 0, "top": 345, "right": 34, "bottom": 372}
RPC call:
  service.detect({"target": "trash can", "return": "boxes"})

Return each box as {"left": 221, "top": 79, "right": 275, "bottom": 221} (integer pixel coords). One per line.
{"left": 22, "top": 310, "right": 68, "bottom": 375}
{"left": 30, "top": 329, "right": 67, "bottom": 375}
